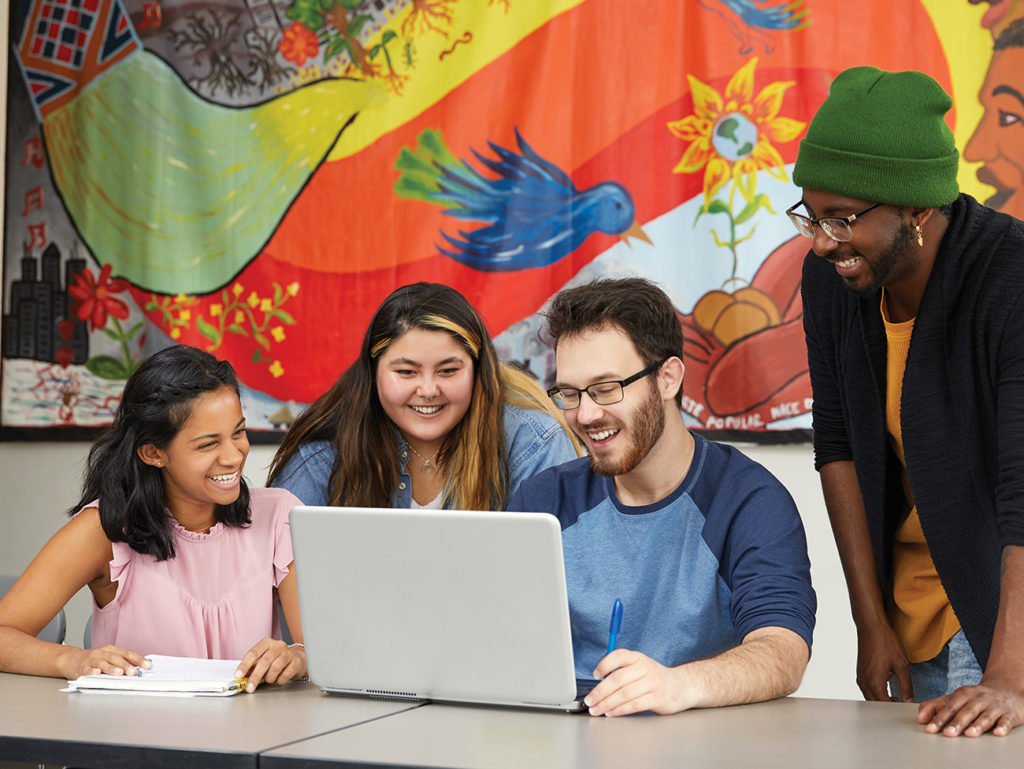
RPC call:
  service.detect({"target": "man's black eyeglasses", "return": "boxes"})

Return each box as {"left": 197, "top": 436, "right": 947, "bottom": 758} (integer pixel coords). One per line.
{"left": 786, "top": 200, "right": 883, "bottom": 243}
{"left": 546, "top": 359, "right": 666, "bottom": 410}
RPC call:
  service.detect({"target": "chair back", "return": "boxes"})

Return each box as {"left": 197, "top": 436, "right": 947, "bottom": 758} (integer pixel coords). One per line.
{"left": 0, "top": 574, "right": 66, "bottom": 644}
{"left": 278, "top": 596, "right": 294, "bottom": 645}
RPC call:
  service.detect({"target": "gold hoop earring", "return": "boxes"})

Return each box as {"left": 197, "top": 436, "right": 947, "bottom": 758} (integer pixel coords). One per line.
{"left": 915, "top": 224, "right": 924, "bottom": 248}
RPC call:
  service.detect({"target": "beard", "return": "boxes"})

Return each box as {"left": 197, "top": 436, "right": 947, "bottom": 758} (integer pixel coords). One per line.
{"left": 841, "top": 217, "right": 916, "bottom": 296}
{"left": 586, "top": 383, "right": 666, "bottom": 477}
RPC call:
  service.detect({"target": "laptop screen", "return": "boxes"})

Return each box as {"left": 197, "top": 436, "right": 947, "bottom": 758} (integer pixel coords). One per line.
{"left": 289, "top": 506, "right": 584, "bottom": 711}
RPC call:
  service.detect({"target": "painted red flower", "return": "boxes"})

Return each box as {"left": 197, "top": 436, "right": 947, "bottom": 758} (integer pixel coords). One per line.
{"left": 279, "top": 22, "right": 319, "bottom": 67}
{"left": 68, "top": 264, "right": 131, "bottom": 331}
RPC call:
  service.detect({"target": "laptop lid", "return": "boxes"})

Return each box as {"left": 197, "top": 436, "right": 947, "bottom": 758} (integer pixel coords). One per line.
{"left": 289, "top": 506, "right": 584, "bottom": 711}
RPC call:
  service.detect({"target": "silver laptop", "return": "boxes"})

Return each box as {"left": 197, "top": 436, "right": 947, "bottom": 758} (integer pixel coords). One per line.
{"left": 289, "top": 505, "right": 589, "bottom": 712}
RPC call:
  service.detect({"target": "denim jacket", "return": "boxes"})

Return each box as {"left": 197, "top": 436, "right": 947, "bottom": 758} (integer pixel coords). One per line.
{"left": 269, "top": 403, "right": 578, "bottom": 509}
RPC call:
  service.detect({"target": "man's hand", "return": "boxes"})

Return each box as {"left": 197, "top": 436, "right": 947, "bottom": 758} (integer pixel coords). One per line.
{"left": 585, "top": 648, "right": 686, "bottom": 717}
{"left": 856, "top": 622, "right": 913, "bottom": 702}
{"left": 918, "top": 675, "right": 1023, "bottom": 737}
{"left": 920, "top": 547, "right": 1024, "bottom": 735}
{"left": 584, "top": 626, "right": 806, "bottom": 717}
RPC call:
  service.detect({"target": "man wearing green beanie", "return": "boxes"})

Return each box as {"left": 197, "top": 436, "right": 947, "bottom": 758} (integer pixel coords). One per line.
{"left": 792, "top": 65, "right": 1024, "bottom": 738}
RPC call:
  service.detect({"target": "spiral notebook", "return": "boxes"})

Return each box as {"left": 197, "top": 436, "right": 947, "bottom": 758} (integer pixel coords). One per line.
{"left": 289, "top": 506, "right": 589, "bottom": 712}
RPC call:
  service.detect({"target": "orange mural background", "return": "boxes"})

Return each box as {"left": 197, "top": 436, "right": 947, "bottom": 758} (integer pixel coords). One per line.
{"left": 2, "top": 0, "right": 1013, "bottom": 437}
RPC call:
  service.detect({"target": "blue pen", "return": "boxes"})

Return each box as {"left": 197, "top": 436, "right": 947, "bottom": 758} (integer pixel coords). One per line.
{"left": 607, "top": 598, "right": 623, "bottom": 654}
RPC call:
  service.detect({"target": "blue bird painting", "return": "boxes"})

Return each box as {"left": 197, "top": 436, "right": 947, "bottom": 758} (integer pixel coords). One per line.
{"left": 394, "top": 128, "right": 649, "bottom": 272}
{"left": 697, "top": 0, "right": 809, "bottom": 54}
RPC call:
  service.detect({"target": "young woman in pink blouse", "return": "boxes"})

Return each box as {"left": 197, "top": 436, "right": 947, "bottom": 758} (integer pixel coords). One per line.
{"left": 0, "top": 346, "right": 305, "bottom": 691}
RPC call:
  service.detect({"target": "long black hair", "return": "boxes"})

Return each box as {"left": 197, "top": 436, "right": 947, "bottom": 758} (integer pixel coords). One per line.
{"left": 68, "top": 345, "right": 251, "bottom": 560}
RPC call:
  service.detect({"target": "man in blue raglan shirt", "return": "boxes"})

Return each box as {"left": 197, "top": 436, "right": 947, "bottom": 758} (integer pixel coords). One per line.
{"left": 508, "top": 278, "right": 816, "bottom": 717}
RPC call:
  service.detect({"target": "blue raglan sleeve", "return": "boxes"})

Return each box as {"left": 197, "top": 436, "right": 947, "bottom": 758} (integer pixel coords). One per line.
{"left": 713, "top": 463, "right": 816, "bottom": 651}
{"left": 506, "top": 466, "right": 558, "bottom": 515}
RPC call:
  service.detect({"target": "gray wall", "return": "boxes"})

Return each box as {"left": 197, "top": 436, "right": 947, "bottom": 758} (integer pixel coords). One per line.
{"left": 0, "top": 10, "right": 858, "bottom": 700}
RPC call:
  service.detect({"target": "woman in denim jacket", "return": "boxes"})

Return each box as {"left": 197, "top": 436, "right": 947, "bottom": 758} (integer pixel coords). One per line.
{"left": 268, "top": 283, "right": 578, "bottom": 510}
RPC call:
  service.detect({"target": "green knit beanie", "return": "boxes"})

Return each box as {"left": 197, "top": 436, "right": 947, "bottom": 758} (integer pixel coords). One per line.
{"left": 793, "top": 66, "right": 959, "bottom": 207}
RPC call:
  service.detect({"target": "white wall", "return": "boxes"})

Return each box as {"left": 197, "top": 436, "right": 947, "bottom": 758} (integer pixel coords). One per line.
{"left": 0, "top": 440, "right": 859, "bottom": 700}
{"left": 0, "top": 10, "right": 857, "bottom": 700}
{"left": 0, "top": 443, "right": 282, "bottom": 648}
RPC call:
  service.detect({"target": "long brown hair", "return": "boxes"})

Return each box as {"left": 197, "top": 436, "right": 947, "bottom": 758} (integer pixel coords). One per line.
{"left": 268, "top": 283, "right": 569, "bottom": 510}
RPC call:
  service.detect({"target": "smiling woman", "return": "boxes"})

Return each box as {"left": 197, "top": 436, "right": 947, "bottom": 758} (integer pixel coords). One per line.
{"left": 135, "top": 385, "right": 251, "bottom": 533}
{"left": 0, "top": 347, "right": 307, "bottom": 689}
{"left": 268, "top": 282, "right": 579, "bottom": 510}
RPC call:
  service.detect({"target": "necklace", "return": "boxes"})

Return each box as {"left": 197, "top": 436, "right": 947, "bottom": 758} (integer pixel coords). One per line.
{"left": 407, "top": 443, "right": 438, "bottom": 470}
{"left": 179, "top": 517, "right": 217, "bottom": 534}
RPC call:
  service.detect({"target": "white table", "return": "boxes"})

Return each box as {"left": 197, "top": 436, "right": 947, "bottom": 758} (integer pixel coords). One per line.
{"left": 260, "top": 696, "right": 1021, "bottom": 769}
{"left": 0, "top": 672, "right": 420, "bottom": 768}
{"left": 3, "top": 674, "right": 1019, "bottom": 769}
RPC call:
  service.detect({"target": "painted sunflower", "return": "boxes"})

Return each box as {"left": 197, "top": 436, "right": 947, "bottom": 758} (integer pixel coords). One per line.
{"left": 668, "top": 57, "right": 804, "bottom": 205}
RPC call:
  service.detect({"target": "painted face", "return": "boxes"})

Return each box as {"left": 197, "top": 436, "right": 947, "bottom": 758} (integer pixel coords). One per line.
{"left": 800, "top": 190, "right": 918, "bottom": 296}
{"left": 555, "top": 326, "right": 666, "bottom": 478}
{"left": 971, "top": 0, "right": 1024, "bottom": 39}
{"left": 964, "top": 47, "right": 1024, "bottom": 220}
{"left": 151, "top": 386, "right": 249, "bottom": 520}
{"left": 375, "top": 327, "right": 475, "bottom": 455}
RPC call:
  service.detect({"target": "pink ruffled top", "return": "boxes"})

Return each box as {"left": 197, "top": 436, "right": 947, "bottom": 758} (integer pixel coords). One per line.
{"left": 89, "top": 486, "right": 299, "bottom": 659}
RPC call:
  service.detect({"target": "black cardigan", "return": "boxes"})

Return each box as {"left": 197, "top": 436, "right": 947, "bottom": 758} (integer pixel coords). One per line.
{"left": 801, "top": 194, "right": 1024, "bottom": 668}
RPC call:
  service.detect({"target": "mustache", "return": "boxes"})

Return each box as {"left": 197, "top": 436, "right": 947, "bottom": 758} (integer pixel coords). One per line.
{"left": 576, "top": 419, "right": 620, "bottom": 434}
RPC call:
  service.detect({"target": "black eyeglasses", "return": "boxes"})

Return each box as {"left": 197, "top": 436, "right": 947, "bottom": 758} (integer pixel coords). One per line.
{"left": 786, "top": 200, "right": 883, "bottom": 243}
{"left": 546, "top": 359, "right": 666, "bottom": 410}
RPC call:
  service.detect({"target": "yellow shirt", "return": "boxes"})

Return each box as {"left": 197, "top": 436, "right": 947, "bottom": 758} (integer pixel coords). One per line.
{"left": 883, "top": 293, "right": 961, "bottom": 662}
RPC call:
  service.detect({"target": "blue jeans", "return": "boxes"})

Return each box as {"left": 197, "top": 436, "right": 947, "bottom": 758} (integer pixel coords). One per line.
{"left": 890, "top": 629, "right": 983, "bottom": 702}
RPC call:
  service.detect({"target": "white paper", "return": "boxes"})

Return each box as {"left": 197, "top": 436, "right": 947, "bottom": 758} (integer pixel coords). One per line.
{"left": 66, "top": 655, "right": 245, "bottom": 696}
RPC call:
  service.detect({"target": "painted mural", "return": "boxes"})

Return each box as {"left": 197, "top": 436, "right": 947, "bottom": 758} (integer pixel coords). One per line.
{"left": 2, "top": 0, "right": 1019, "bottom": 438}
